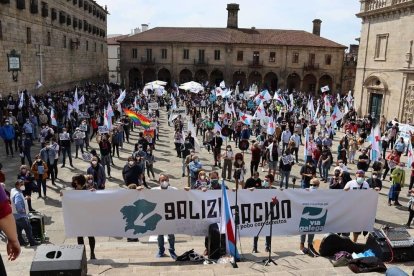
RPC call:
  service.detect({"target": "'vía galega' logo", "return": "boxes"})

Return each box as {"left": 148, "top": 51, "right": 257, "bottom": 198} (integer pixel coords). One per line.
{"left": 120, "top": 199, "right": 162, "bottom": 234}
{"left": 299, "top": 207, "right": 327, "bottom": 232}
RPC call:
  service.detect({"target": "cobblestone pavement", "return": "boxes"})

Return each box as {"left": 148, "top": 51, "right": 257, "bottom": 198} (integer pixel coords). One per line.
{"left": 1, "top": 109, "right": 414, "bottom": 275}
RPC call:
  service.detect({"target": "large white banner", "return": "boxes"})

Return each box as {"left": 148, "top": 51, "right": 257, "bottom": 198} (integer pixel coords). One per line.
{"left": 62, "top": 189, "right": 378, "bottom": 238}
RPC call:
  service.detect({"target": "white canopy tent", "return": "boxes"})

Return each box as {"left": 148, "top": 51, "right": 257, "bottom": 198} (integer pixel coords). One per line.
{"left": 179, "top": 81, "right": 204, "bottom": 93}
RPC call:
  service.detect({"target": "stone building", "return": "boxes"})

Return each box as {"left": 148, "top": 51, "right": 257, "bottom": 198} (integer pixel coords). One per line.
{"left": 0, "top": 0, "right": 108, "bottom": 94}
{"left": 342, "top": 44, "right": 359, "bottom": 94}
{"left": 119, "top": 3, "right": 346, "bottom": 93}
{"left": 108, "top": 34, "right": 128, "bottom": 84}
{"left": 354, "top": 0, "right": 414, "bottom": 121}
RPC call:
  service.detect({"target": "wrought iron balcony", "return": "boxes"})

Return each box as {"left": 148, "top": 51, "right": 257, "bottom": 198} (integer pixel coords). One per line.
{"left": 248, "top": 60, "right": 263, "bottom": 68}
{"left": 141, "top": 57, "right": 156, "bottom": 65}
{"left": 303, "top": 63, "right": 319, "bottom": 71}
{"left": 194, "top": 59, "right": 209, "bottom": 66}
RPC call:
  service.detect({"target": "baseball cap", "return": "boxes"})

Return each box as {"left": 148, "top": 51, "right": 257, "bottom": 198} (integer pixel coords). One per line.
{"left": 356, "top": 170, "right": 365, "bottom": 175}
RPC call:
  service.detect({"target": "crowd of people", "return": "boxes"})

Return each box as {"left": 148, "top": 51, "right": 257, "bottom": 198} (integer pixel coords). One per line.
{"left": 1, "top": 81, "right": 414, "bottom": 272}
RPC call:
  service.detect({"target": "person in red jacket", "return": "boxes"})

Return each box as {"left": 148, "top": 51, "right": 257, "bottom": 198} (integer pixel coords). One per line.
{"left": 0, "top": 184, "right": 21, "bottom": 275}
{"left": 89, "top": 117, "right": 99, "bottom": 141}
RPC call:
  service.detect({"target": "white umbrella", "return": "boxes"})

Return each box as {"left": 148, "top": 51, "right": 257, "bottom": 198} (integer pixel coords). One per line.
{"left": 146, "top": 80, "right": 167, "bottom": 86}
{"left": 179, "top": 81, "right": 204, "bottom": 93}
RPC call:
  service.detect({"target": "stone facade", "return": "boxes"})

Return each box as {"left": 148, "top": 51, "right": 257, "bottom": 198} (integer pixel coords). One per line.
{"left": 0, "top": 0, "right": 108, "bottom": 95}
{"left": 108, "top": 35, "right": 127, "bottom": 84}
{"left": 354, "top": 0, "right": 414, "bottom": 121}
{"left": 342, "top": 44, "right": 359, "bottom": 94}
{"left": 119, "top": 4, "right": 346, "bottom": 93}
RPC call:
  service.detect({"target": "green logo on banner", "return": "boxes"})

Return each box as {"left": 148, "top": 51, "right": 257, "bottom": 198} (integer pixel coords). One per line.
{"left": 120, "top": 199, "right": 162, "bottom": 235}
{"left": 299, "top": 207, "right": 327, "bottom": 232}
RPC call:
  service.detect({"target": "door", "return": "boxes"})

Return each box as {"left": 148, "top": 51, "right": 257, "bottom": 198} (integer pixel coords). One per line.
{"left": 369, "top": 92, "right": 383, "bottom": 120}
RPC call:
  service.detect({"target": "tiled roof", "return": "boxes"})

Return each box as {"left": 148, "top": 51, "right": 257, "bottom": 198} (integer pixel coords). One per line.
{"left": 107, "top": 35, "right": 129, "bottom": 45}
{"left": 119, "top": 27, "right": 346, "bottom": 48}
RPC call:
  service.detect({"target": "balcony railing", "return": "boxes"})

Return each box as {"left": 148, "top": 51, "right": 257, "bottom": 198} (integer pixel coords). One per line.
{"left": 248, "top": 60, "right": 263, "bottom": 68}
{"left": 141, "top": 57, "right": 156, "bottom": 65}
{"left": 194, "top": 59, "right": 208, "bottom": 66}
{"left": 363, "top": 0, "right": 412, "bottom": 12}
{"left": 304, "top": 63, "right": 319, "bottom": 71}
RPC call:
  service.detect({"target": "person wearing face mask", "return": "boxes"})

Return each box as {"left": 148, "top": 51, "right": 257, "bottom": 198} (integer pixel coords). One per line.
{"left": 221, "top": 146, "right": 234, "bottom": 180}
{"left": 329, "top": 167, "right": 344, "bottom": 189}
{"left": 23, "top": 119, "right": 34, "bottom": 142}
{"left": 388, "top": 162, "right": 406, "bottom": 206}
{"left": 122, "top": 157, "right": 145, "bottom": 188}
{"left": 17, "top": 165, "right": 36, "bottom": 212}
{"left": 96, "top": 133, "right": 112, "bottom": 177}
{"left": 244, "top": 171, "right": 262, "bottom": 189}
{"left": 211, "top": 131, "right": 223, "bottom": 168}
{"left": 31, "top": 154, "right": 49, "bottom": 198}
{"left": 367, "top": 172, "right": 382, "bottom": 191}
{"left": 233, "top": 153, "right": 246, "bottom": 188}
{"left": 10, "top": 180, "right": 40, "bottom": 247}
{"left": 193, "top": 171, "right": 210, "bottom": 190}
{"left": 59, "top": 128, "right": 74, "bottom": 168}
{"left": 0, "top": 119, "right": 15, "bottom": 157}
{"left": 300, "top": 160, "right": 316, "bottom": 189}
{"left": 145, "top": 150, "right": 156, "bottom": 180}
{"left": 299, "top": 178, "right": 320, "bottom": 257}
{"left": 189, "top": 155, "right": 203, "bottom": 187}
{"left": 344, "top": 170, "right": 370, "bottom": 242}
{"left": 86, "top": 157, "right": 106, "bottom": 190}
{"left": 146, "top": 174, "right": 177, "bottom": 260}
{"left": 19, "top": 134, "right": 33, "bottom": 166}
{"left": 279, "top": 149, "right": 295, "bottom": 189}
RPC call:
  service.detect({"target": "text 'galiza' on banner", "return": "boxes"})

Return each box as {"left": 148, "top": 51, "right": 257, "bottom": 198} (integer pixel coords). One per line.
{"left": 62, "top": 189, "right": 378, "bottom": 238}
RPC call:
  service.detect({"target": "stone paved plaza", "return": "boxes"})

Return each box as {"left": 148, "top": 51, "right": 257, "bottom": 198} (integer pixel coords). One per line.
{"left": 1, "top": 110, "right": 414, "bottom": 275}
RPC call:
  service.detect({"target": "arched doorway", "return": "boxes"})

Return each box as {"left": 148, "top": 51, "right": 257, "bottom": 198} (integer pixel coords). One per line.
{"left": 129, "top": 68, "right": 141, "bottom": 89}
{"left": 264, "top": 72, "right": 278, "bottom": 92}
{"left": 143, "top": 68, "right": 156, "bottom": 85}
{"left": 286, "top": 73, "right": 301, "bottom": 92}
{"left": 179, "top": 69, "right": 193, "bottom": 84}
{"left": 302, "top": 74, "right": 317, "bottom": 94}
{"left": 194, "top": 69, "right": 208, "bottom": 84}
{"left": 158, "top": 68, "right": 171, "bottom": 85}
{"left": 248, "top": 71, "right": 262, "bottom": 87}
{"left": 210, "top": 69, "right": 224, "bottom": 87}
{"left": 319, "top": 75, "right": 333, "bottom": 91}
{"left": 363, "top": 76, "right": 388, "bottom": 121}
{"left": 232, "top": 71, "right": 246, "bottom": 89}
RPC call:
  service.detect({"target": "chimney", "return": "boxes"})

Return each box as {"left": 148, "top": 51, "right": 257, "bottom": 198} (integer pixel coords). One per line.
{"left": 134, "top": 27, "right": 141, "bottom": 34}
{"left": 141, "top": 24, "right": 149, "bottom": 32}
{"left": 312, "top": 19, "right": 322, "bottom": 36}
{"left": 227, "top": 3, "right": 240, "bottom": 29}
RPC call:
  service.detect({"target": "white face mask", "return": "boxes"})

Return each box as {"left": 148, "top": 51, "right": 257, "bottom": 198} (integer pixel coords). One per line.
{"left": 19, "top": 185, "right": 25, "bottom": 191}
{"left": 92, "top": 161, "right": 98, "bottom": 165}
{"left": 160, "top": 181, "right": 169, "bottom": 189}
{"left": 87, "top": 179, "right": 93, "bottom": 183}
{"left": 128, "top": 161, "right": 134, "bottom": 166}
{"left": 237, "top": 160, "right": 242, "bottom": 165}
{"left": 310, "top": 186, "right": 318, "bottom": 190}
{"left": 372, "top": 175, "right": 378, "bottom": 179}
{"left": 200, "top": 175, "right": 206, "bottom": 180}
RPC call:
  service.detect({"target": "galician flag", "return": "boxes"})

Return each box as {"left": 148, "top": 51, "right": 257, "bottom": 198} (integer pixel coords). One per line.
{"left": 407, "top": 140, "right": 413, "bottom": 169}
{"left": 239, "top": 112, "right": 253, "bottom": 126}
{"left": 50, "top": 108, "right": 57, "bottom": 127}
{"left": 117, "top": 89, "right": 126, "bottom": 104}
{"left": 107, "top": 102, "right": 114, "bottom": 117}
{"left": 304, "top": 127, "right": 310, "bottom": 160}
{"left": 267, "top": 116, "right": 275, "bottom": 135}
{"left": 253, "top": 102, "right": 266, "bottom": 119}
{"left": 324, "top": 95, "right": 331, "bottom": 113}
{"left": 330, "top": 104, "right": 344, "bottom": 125}
{"left": 73, "top": 88, "right": 79, "bottom": 112}
{"left": 78, "top": 95, "right": 85, "bottom": 105}
{"left": 369, "top": 124, "right": 381, "bottom": 162}
{"left": 220, "top": 180, "right": 240, "bottom": 260}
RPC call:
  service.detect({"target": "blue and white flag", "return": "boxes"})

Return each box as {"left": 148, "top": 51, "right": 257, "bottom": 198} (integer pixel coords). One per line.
{"left": 220, "top": 180, "right": 240, "bottom": 260}
{"left": 50, "top": 108, "right": 57, "bottom": 127}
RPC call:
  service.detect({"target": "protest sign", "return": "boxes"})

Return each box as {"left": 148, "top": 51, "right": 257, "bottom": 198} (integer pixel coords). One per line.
{"left": 98, "top": 126, "right": 109, "bottom": 134}
{"left": 59, "top": 133, "right": 70, "bottom": 141}
{"left": 148, "top": 102, "right": 159, "bottom": 110}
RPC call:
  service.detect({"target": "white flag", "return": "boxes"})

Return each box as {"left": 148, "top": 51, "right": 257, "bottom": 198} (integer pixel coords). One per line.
{"left": 320, "top": 85, "right": 330, "bottom": 93}
{"left": 78, "top": 95, "right": 85, "bottom": 105}
{"left": 18, "top": 91, "right": 24, "bottom": 109}
{"left": 30, "top": 95, "right": 37, "bottom": 107}
{"left": 35, "top": 80, "right": 43, "bottom": 89}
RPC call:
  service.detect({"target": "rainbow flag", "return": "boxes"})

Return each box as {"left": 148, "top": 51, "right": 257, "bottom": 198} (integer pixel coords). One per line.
{"left": 123, "top": 109, "right": 151, "bottom": 129}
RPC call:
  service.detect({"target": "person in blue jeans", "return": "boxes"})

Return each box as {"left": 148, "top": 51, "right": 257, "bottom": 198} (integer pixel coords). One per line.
{"left": 146, "top": 174, "right": 177, "bottom": 260}
{"left": 279, "top": 149, "right": 295, "bottom": 189}
{"left": 10, "top": 180, "right": 39, "bottom": 246}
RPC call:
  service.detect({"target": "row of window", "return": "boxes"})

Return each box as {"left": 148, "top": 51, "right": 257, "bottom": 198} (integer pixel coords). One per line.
{"left": 24, "top": 25, "right": 104, "bottom": 53}
{"left": 1, "top": 0, "right": 107, "bottom": 22}
{"left": 130, "top": 47, "right": 333, "bottom": 65}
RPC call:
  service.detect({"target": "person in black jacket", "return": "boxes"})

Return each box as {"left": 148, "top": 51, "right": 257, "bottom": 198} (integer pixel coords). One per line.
{"left": 366, "top": 172, "right": 382, "bottom": 191}
{"left": 181, "top": 138, "right": 193, "bottom": 177}
{"left": 59, "top": 128, "right": 73, "bottom": 168}
{"left": 210, "top": 131, "right": 223, "bottom": 168}
{"left": 122, "top": 156, "right": 147, "bottom": 188}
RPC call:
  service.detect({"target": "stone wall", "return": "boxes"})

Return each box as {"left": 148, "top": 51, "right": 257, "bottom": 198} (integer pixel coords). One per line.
{"left": 354, "top": 1, "right": 414, "bottom": 120}
{"left": 0, "top": 0, "right": 108, "bottom": 95}
{"left": 120, "top": 41, "right": 345, "bottom": 92}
